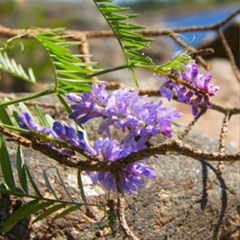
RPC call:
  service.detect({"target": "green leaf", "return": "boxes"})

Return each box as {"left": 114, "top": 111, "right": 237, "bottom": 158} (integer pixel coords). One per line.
{"left": 43, "top": 170, "right": 59, "bottom": 200}
{"left": 0, "top": 135, "right": 16, "bottom": 190}
{"left": 45, "top": 114, "right": 55, "bottom": 126}
{"left": 57, "top": 81, "right": 92, "bottom": 94}
{"left": 57, "top": 94, "right": 72, "bottom": 115}
{"left": 0, "top": 51, "right": 36, "bottom": 83}
{"left": 32, "top": 202, "right": 67, "bottom": 224}
{"left": 93, "top": 0, "right": 154, "bottom": 85}
{"left": 77, "top": 170, "right": 87, "bottom": 204}
{"left": 6, "top": 100, "right": 20, "bottom": 126}
{"left": 34, "top": 30, "right": 96, "bottom": 93}
{"left": 56, "top": 169, "right": 75, "bottom": 202}
{"left": 131, "top": 70, "right": 138, "bottom": 88}
{"left": 0, "top": 106, "right": 13, "bottom": 125}
{"left": 0, "top": 186, "right": 26, "bottom": 197}
{"left": 52, "top": 205, "right": 80, "bottom": 222}
{"left": 16, "top": 146, "right": 28, "bottom": 194}
{"left": 2, "top": 200, "right": 53, "bottom": 234}
{"left": 25, "top": 166, "right": 43, "bottom": 197}
{"left": 34, "top": 105, "right": 51, "bottom": 128}
{"left": 157, "top": 52, "right": 192, "bottom": 74}
{"left": 0, "top": 89, "right": 53, "bottom": 108}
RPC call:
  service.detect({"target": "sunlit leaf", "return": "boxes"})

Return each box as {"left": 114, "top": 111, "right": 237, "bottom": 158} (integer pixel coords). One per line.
{"left": 34, "top": 105, "right": 51, "bottom": 128}
{"left": 34, "top": 30, "right": 98, "bottom": 93}
{"left": 0, "top": 106, "right": 13, "bottom": 125}
{"left": 0, "top": 51, "right": 36, "bottom": 83}
{"left": 93, "top": 0, "right": 154, "bottom": 85}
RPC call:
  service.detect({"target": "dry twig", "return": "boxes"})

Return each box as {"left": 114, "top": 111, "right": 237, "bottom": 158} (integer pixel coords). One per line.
{"left": 217, "top": 111, "right": 230, "bottom": 178}
{"left": 116, "top": 176, "right": 139, "bottom": 240}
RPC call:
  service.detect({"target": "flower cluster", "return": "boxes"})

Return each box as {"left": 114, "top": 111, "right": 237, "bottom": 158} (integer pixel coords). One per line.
{"left": 17, "top": 112, "right": 156, "bottom": 194}
{"left": 17, "top": 112, "right": 90, "bottom": 156}
{"left": 160, "top": 57, "right": 219, "bottom": 116}
{"left": 68, "top": 83, "right": 182, "bottom": 146}
{"left": 88, "top": 138, "right": 156, "bottom": 195}
{"left": 66, "top": 84, "right": 182, "bottom": 193}
{"left": 17, "top": 85, "right": 181, "bottom": 194}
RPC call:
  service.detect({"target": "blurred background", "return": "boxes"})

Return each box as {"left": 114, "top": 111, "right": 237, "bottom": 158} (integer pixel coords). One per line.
{"left": 0, "top": 0, "right": 238, "bottom": 91}
{"left": 0, "top": 0, "right": 239, "bottom": 148}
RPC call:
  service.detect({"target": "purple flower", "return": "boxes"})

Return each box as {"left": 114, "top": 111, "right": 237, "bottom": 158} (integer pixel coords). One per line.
{"left": 17, "top": 83, "right": 182, "bottom": 195}
{"left": 68, "top": 84, "right": 182, "bottom": 144}
{"left": 52, "top": 122, "right": 94, "bottom": 155}
{"left": 18, "top": 112, "right": 50, "bottom": 135}
{"left": 87, "top": 138, "right": 156, "bottom": 195}
{"left": 17, "top": 108, "right": 157, "bottom": 195}
{"left": 159, "top": 55, "right": 219, "bottom": 116}
{"left": 17, "top": 113, "right": 93, "bottom": 156}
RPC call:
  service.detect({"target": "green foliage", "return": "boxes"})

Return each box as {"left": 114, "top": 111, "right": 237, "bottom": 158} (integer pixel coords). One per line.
{"left": 92, "top": 0, "right": 192, "bottom": 83}
{"left": 156, "top": 51, "right": 192, "bottom": 76}
{"left": 93, "top": 0, "right": 154, "bottom": 85}
{"left": 0, "top": 104, "right": 13, "bottom": 126}
{"left": 0, "top": 51, "right": 36, "bottom": 83}
{"left": 16, "top": 146, "right": 28, "bottom": 194}
{"left": 0, "top": 102, "right": 95, "bottom": 234}
{"left": 0, "top": 136, "right": 88, "bottom": 234}
{"left": 34, "top": 28, "right": 99, "bottom": 94}
{"left": 94, "top": 0, "right": 153, "bottom": 67}
{"left": 0, "top": 135, "right": 16, "bottom": 191}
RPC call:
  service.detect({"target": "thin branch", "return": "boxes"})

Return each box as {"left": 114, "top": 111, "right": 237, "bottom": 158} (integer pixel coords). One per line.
{"left": 118, "top": 140, "right": 240, "bottom": 169}
{"left": 0, "top": 9, "right": 238, "bottom": 40}
{"left": 169, "top": 33, "right": 211, "bottom": 70}
{"left": 79, "top": 9, "right": 240, "bottom": 38}
{"left": 0, "top": 9, "right": 238, "bottom": 85}
{"left": 0, "top": 124, "right": 239, "bottom": 180}
{"left": 178, "top": 107, "right": 207, "bottom": 140}
{"left": 2, "top": 89, "right": 239, "bottom": 116}
{"left": 217, "top": 111, "right": 230, "bottom": 178}
{"left": 0, "top": 125, "right": 31, "bottom": 147}
{"left": 116, "top": 176, "right": 139, "bottom": 240}
{"left": 1, "top": 124, "right": 239, "bottom": 177}
{"left": 78, "top": 35, "right": 99, "bottom": 82}
{"left": 217, "top": 28, "right": 240, "bottom": 83}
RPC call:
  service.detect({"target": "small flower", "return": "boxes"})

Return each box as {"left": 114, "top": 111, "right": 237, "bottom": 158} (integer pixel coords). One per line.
{"left": 87, "top": 138, "right": 156, "bottom": 195}
{"left": 18, "top": 112, "right": 50, "bottom": 134}
{"left": 53, "top": 122, "right": 81, "bottom": 148}
{"left": 159, "top": 54, "right": 219, "bottom": 116}
{"left": 17, "top": 113, "right": 94, "bottom": 156}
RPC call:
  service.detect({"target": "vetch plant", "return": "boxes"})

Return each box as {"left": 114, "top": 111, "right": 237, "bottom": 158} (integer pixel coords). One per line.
{"left": 17, "top": 82, "right": 182, "bottom": 195}
{"left": 0, "top": 0, "right": 239, "bottom": 239}
{"left": 159, "top": 52, "right": 219, "bottom": 116}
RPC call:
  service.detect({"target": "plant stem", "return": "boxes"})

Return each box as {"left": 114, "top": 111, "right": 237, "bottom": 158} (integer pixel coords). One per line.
{"left": 87, "top": 64, "right": 129, "bottom": 78}
{"left": 0, "top": 89, "right": 54, "bottom": 107}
